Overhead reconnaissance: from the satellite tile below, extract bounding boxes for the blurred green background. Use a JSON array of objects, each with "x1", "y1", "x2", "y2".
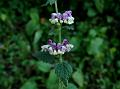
[{"x1": 0, "y1": 0, "x2": 120, "y2": 89}]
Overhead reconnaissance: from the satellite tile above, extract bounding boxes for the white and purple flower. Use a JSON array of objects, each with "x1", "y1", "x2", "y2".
[
  {"x1": 49, "y1": 10, "x2": 74, "y2": 25},
  {"x1": 41, "y1": 39, "x2": 74, "y2": 55}
]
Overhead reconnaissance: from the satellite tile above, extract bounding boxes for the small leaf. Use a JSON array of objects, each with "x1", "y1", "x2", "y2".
[
  {"x1": 67, "y1": 83, "x2": 78, "y2": 89},
  {"x1": 87, "y1": 37, "x2": 104, "y2": 55},
  {"x1": 72, "y1": 70, "x2": 84, "y2": 87},
  {"x1": 46, "y1": 0, "x2": 57, "y2": 5},
  {"x1": 36, "y1": 61, "x2": 51, "y2": 73},
  {"x1": 94, "y1": 0, "x2": 104, "y2": 13},
  {"x1": 55, "y1": 61, "x2": 73, "y2": 86},
  {"x1": 26, "y1": 9, "x2": 40, "y2": 36},
  {"x1": 20, "y1": 80, "x2": 38, "y2": 89},
  {"x1": 33, "y1": 30, "x2": 42, "y2": 44},
  {"x1": 33, "y1": 51, "x2": 55, "y2": 64},
  {"x1": 46, "y1": 70, "x2": 58, "y2": 89},
  {"x1": 33, "y1": 30, "x2": 43, "y2": 50},
  {"x1": 87, "y1": 8, "x2": 97, "y2": 17}
]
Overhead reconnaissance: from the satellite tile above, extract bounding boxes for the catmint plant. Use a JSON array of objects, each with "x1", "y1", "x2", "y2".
[{"x1": 36, "y1": 0, "x2": 74, "y2": 88}]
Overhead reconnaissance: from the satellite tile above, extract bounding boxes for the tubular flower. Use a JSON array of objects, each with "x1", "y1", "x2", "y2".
[
  {"x1": 41, "y1": 39, "x2": 74, "y2": 55},
  {"x1": 49, "y1": 10, "x2": 74, "y2": 25}
]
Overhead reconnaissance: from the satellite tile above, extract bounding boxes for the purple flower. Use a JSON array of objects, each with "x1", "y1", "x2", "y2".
[
  {"x1": 41, "y1": 39, "x2": 74, "y2": 55},
  {"x1": 49, "y1": 10, "x2": 74, "y2": 25},
  {"x1": 62, "y1": 39, "x2": 69, "y2": 45},
  {"x1": 63, "y1": 11, "x2": 72, "y2": 20},
  {"x1": 65, "y1": 11, "x2": 72, "y2": 16}
]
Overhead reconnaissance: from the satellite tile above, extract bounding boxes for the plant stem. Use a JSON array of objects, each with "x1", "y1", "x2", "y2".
[
  {"x1": 58, "y1": 25, "x2": 63, "y2": 63},
  {"x1": 54, "y1": 1, "x2": 63, "y2": 88},
  {"x1": 55, "y1": 1, "x2": 58, "y2": 13},
  {"x1": 54, "y1": 1, "x2": 63, "y2": 63},
  {"x1": 59, "y1": 25, "x2": 62, "y2": 43}
]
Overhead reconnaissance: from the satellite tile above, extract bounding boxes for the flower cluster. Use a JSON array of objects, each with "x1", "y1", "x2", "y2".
[
  {"x1": 49, "y1": 10, "x2": 74, "y2": 25},
  {"x1": 41, "y1": 39, "x2": 74, "y2": 55}
]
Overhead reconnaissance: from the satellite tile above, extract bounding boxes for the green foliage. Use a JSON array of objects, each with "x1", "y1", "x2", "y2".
[
  {"x1": 0, "y1": 0, "x2": 120, "y2": 89},
  {"x1": 72, "y1": 70, "x2": 84, "y2": 87},
  {"x1": 20, "y1": 80, "x2": 38, "y2": 89},
  {"x1": 46, "y1": 70, "x2": 58, "y2": 89},
  {"x1": 67, "y1": 83, "x2": 78, "y2": 89},
  {"x1": 55, "y1": 61, "x2": 73, "y2": 86},
  {"x1": 33, "y1": 51, "x2": 55, "y2": 64},
  {"x1": 93, "y1": 0, "x2": 104, "y2": 13},
  {"x1": 36, "y1": 61, "x2": 51, "y2": 73},
  {"x1": 46, "y1": 0, "x2": 57, "y2": 5}
]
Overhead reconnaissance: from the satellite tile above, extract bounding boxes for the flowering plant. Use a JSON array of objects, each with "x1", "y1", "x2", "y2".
[{"x1": 34, "y1": 0, "x2": 74, "y2": 88}]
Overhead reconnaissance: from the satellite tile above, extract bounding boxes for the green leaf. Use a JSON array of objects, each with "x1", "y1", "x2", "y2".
[
  {"x1": 67, "y1": 83, "x2": 78, "y2": 89},
  {"x1": 55, "y1": 61, "x2": 73, "y2": 86},
  {"x1": 46, "y1": 0, "x2": 57, "y2": 5},
  {"x1": 26, "y1": 9, "x2": 40, "y2": 36},
  {"x1": 72, "y1": 70, "x2": 84, "y2": 87},
  {"x1": 113, "y1": 81, "x2": 120, "y2": 89},
  {"x1": 70, "y1": 37, "x2": 80, "y2": 51},
  {"x1": 29, "y1": 8, "x2": 39, "y2": 22},
  {"x1": 46, "y1": 70, "x2": 58, "y2": 89},
  {"x1": 20, "y1": 80, "x2": 38, "y2": 89},
  {"x1": 33, "y1": 30, "x2": 42, "y2": 44},
  {"x1": 94, "y1": 0, "x2": 104, "y2": 13},
  {"x1": 36, "y1": 61, "x2": 51, "y2": 73},
  {"x1": 33, "y1": 30, "x2": 43, "y2": 50},
  {"x1": 26, "y1": 20, "x2": 40, "y2": 36},
  {"x1": 87, "y1": 37, "x2": 104, "y2": 55},
  {"x1": 0, "y1": 13, "x2": 7, "y2": 21},
  {"x1": 87, "y1": 8, "x2": 97, "y2": 17},
  {"x1": 33, "y1": 51, "x2": 55, "y2": 64}
]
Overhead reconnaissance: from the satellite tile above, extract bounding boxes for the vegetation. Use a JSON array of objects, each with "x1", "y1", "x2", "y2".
[{"x1": 0, "y1": 0, "x2": 120, "y2": 89}]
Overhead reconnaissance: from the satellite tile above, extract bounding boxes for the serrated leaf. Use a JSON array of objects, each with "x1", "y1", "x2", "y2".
[
  {"x1": 46, "y1": 0, "x2": 57, "y2": 5},
  {"x1": 33, "y1": 51, "x2": 55, "y2": 64},
  {"x1": 55, "y1": 61, "x2": 73, "y2": 86}
]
